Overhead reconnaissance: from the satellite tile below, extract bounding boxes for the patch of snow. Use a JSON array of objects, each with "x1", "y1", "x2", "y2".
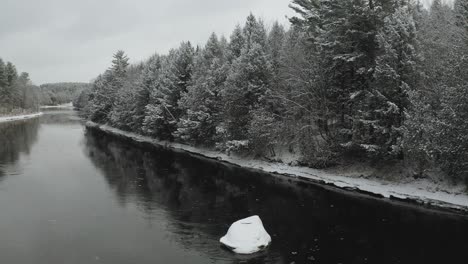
[
  {"x1": 360, "y1": 144, "x2": 379, "y2": 152},
  {"x1": 0, "y1": 112, "x2": 43, "y2": 123},
  {"x1": 40, "y1": 102, "x2": 73, "y2": 109},
  {"x1": 85, "y1": 121, "x2": 468, "y2": 214},
  {"x1": 220, "y1": 215, "x2": 271, "y2": 254},
  {"x1": 350, "y1": 91, "x2": 362, "y2": 100}
]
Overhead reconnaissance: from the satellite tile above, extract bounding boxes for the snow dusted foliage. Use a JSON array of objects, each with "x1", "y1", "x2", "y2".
[
  {"x1": 403, "y1": 0, "x2": 468, "y2": 180},
  {"x1": 289, "y1": 0, "x2": 420, "y2": 160},
  {"x1": 227, "y1": 25, "x2": 245, "y2": 61},
  {"x1": 267, "y1": 22, "x2": 286, "y2": 81},
  {"x1": 352, "y1": 4, "x2": 418, "y2": 158},
  {"x1": 142, "y1": 42, "x2": 194, "y2": 140},
  {"x1": 108, "y1": 63, "x2": 145, "y2": 131},
  {"x1": 128, "y1": 56, "x2": 162, "y2": 134},
  {"x1": 79, "y1": 3, "x2": 468, "y2": 178},
  {"x1": 88, "y1": 51, "x2": 130, "y2": 124},
  {"x1": 222, "y1": 14, "x2": 273, "y2": 143},
  {"x1": 454, "y1": 0, "x2": 468, "y2": 29},
  {"x1": 0, "y1": 58, "x2": 38, "y2": 115},
  {"x1": 291, "y1": 0, "x2": 379, "y2": 154},
  {"x1": 248, "y1": 108, "x2": 279, "y2": 157},
  {"x1": 87, "y1": 72, "x2": 113, "y2": 123},
  {"x1": 174, "y1": 33, "x2": 228, "y2": 145}
]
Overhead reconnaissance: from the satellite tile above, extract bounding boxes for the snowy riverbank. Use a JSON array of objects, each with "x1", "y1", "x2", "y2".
[
  {"x1": 0, "y1": 112, "x2": 43, "y2": 123},
  {"x1": 40, "y1": 102, "x2": 74, "y2": 109},
  {"x1": 86, "y1": 121, "x2": 468, "y2": 214}
]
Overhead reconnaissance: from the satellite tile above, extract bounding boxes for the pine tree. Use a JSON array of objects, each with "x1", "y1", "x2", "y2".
[
  {"x1": 222, "y1": 14, "x2": 272, "y2": 145},
  {"x1": 127, "y1": 54, "x2": 162, "y2": 133},
  {"x1": 267, "y1": 22, "x2": 286, "y2": 82},
  {"x1": 109, "y1": 63, "x2": 144, "y2": 131},
  {"x1": 4, "y1": 62, "x2": 19, "y2": 106},
  {"x1": 175, "y1": 33, "x2": 228, "y2": 144},
  {"x1": 454, "y1": 0, "x2": 468, "y2": 29},
  {"x1": 5, "y1": 62, "x2": 17, "y2": 87},
  {"x1": 403, "y1": 0, "x2": 468, "y2": 179},
  {"x1": 227, "y1": 25, "x2": 245, "y2": 61},
  {"x1": 143, "y1": 42, "x2": 194, "y2": 140},
  {"x1": 0, "y1": 59, "x2": 7, "y2": 88},
  {"x1": 243, "y1": 14, "x2": 267, "y2": 49},
  {"x1": 111, "y1": 50, "x2": 130, "y2": 80},
  {"x1": 0, "y1": 59, "x2": 7, "y2": 108},
  {"x1": 353, "y1": 4, "x2": 418, "y2": 158},
  {"x1": 291, "y1": 0, "x2": 368, "y2": 150},
  {"x1": 246, "y1": 22, "x2": 287, "y2": 156},
  {"x1": 88, "y1": 50, "x2": 130, "y2": 123}
]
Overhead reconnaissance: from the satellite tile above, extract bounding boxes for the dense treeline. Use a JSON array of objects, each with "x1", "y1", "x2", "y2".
[
  {"x1": 0, "y1": 58, "x2": 39, "y2": 115},
  {"x1": 38, "y1": 82, "x2": 90, "y2": 106},
  {"x1": 80, "y1": 0, "x2": 468, "y2": 181}
]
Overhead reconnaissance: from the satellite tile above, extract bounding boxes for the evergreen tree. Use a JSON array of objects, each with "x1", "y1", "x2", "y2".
[
  {"x1": 129, "y1": 55, "x2": 162, "y2": 133},
  {"x1": 276, "y1": 24, "x2": 337, "y2": 165},
  {"x1": 267, "y1": 21, "x2": 286, "y2": 83},
  {"x1": 88, "y1": 50, "x2": 130, "y2": 123},
  {"x1": 227, "y1": 25, "x2": 245, "y2": 61},
  {"x1": 0, "y1": 58, "x2": 38, "y2": 114},
  {"x1": 143, "y1": 42, "x2": 194, "y2": 140},
  {"x1": 175, "y1": 33, "x2": 228, "y2": 144},
  {"x1": 0, "y1": 59, "x2": 7, "y2": 108},
  {"x1": 454, "y1": 0, "x2": 468, "y2": 29},
  {"x1": 109, "y1": 63, "x2": 144, "y2": 131},
  {"x1": 111, "y1": 50, "x2": 130, "y2": 81},
  {"x1": 0, "y1": 59, "x2": 7, "y2": 88},
  {"x1": 353, "y1": 4, "x2": 418, "y2": 157},
  {"x1": 247, "y1": 22, "x2": 287, "y2": 156},
  {"x1": 18, "y1": 72, "x2": 30, "y2": 86},
  {"x1": 5, "y1": 62, "x2": 17, "y2": 87},
  {"x1": 291, "y1": 0, "x2": 410, "y2": 158},
  {"x1": 403, "y1": 0, "x2": 468, "y2": 179},
  {"x1": 222, "y1": 14, "x2": 272, "y2": 144}
]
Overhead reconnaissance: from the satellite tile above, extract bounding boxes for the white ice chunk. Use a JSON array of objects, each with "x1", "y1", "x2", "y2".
[{"x1": 220, "y1": 215, "x2": 271, "y2": 254}]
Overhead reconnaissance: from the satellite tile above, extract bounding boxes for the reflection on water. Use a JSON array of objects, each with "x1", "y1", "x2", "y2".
[
  {"x1": 0, "y1": 118, "x2": 39, "y2": 177},
  {"x1": 84, "y1": 128, "x2": 468, "y2": 264},
  {"x1": 40, "y1": 109, "x2": 83, "y2": 125}
]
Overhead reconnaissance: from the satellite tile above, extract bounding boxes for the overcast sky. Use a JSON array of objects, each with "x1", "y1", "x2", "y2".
[{"x1": 0, "y1": 0, "x2": 445, "y2": 85}]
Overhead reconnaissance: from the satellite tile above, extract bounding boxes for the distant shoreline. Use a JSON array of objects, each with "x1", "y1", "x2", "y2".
[
  {"x1": 39, "y1": 102, "x2": 73, "y2": 109},
  {"x1": 85, "y1": 121, "x2": 468, "y2": 216},
  {"x1": 0, "y1": 112, "x2": 43, "y2": 123}
]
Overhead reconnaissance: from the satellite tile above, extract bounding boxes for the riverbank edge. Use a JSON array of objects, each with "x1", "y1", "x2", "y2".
[
  {"x1": 85, "y1": 121, "x2": 468, "y2": 215},
  {"x1": 40, "y1": 102, "x2": 74, "y2": 109},
  {"x1": 0, "y1": 112, "x2": 43, "y2": 123}
]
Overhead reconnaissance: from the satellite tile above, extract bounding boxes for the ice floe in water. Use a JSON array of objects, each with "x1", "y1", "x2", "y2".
[{"x1": 220, "y1": 215, "x2": 271, "y2": 254}]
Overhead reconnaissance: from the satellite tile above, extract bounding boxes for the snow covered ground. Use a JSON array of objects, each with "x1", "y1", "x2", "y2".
[
  {"x1": 0, "y1": 112, "x2": 43, "y2": 123},
  {"x1": 86, "y1": 121, "x2": 468, "y2": 214},
  {"x1": 40, "y1": 102, "x2": 73, "y2": 109}
]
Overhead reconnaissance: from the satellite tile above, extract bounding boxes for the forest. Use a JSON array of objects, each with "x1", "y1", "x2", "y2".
[
  {"x1": 38, "y1": 82, "x2": 90, "y2": 106},
  {"x1": 78, "y1": 0, "x2": 468, "y2": 182},
  {"x1": 0, "y1": 58, "x2": 39, "y2": 115}
]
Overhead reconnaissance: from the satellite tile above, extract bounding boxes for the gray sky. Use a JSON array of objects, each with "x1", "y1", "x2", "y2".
[{"x1": 0, "y1": 0, "x2": 295, "y2": 85}]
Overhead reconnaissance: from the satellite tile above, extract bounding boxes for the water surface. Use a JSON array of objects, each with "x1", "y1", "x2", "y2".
[{"x1": 0, "y1": 109, "x2": 467, "y2": 264}]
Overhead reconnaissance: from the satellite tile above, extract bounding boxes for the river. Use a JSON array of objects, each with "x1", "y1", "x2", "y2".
[{"x1": 0, "y1": 109, "x2": 467, "y2": 264}]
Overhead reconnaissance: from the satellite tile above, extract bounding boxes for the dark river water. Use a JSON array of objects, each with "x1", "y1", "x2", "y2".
[{"x1": 0, "y1": 109, "x2": 468, "y2": 264}]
